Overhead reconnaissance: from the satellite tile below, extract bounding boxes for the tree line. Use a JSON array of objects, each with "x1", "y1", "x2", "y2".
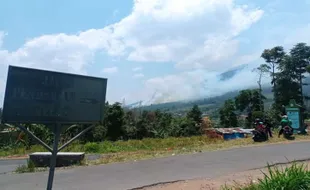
[
  {"x1": 219, "y1": 42, "x2": 310, "y2": 128},
  {"x1": 0, "y1": 103, "x2": 209, "y2": 147},
  {"x1": 86, "y1": 102, "x2": 205, "y2": 142}
]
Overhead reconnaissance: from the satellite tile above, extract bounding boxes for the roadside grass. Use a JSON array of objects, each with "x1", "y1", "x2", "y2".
[
  {"x1": 14, "y1": 159, "x2": 48, "y2": 173},
  {"x1": 1, "y1": 131, "x2": 310, "y2": 166},
  {"x1": 14, "y1": 158, "x2": 86, "y2": 173},
  {"x1": 222, "y1": 162, "x2": 310, "y2": 190}
]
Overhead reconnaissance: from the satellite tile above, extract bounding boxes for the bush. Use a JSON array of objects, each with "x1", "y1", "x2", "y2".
[
  {"x1": 84, "y1": 142, "x2": 100, "y2": 153},
  {"x1": 92, "y1": 125, "x2": 108, "y2": 142},
  {"x1": 28, "y1": 124, "x2": 53, "y2": 145},
  {"x1": 252, "y1": 111, "x2": 264, "y2": 120}
]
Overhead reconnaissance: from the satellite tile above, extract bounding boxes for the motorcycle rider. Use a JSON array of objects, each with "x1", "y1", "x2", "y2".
[
  {"x1": 264, "y1": 118, "x2": 273, "y2": 138},
  {"x1": 253, "y1": 118, "x2": 268, "y2": 140},
  {"x1": 278, "y1": 115, "x2": 293, "y2": 138},
  {"x1": 254, "y1": 118, "x2": 265, "y2": 131},
  {"x1": 253, "y1": 118, "x2": 260, "y2": 126}
]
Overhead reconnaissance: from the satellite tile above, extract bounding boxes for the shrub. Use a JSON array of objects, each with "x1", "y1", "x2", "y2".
[
  {"x1": 92, "y1": 125, "x2": 108, "y2": 142},
  {"x1": 84, "y1": 142, "x2": 100, "y2": 153},
  {"x1": 252, "y1": 111, "x2": 264, "y2": 120}
]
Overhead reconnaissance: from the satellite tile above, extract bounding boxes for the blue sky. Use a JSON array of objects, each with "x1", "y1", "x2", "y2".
[{"x1": 0, "y1": 0, "x2": 310, "y2": 105}]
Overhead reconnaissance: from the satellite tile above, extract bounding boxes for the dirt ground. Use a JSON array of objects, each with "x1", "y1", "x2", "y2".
[{"x1": 138, "y1": 161, "x2": 310, "y2": 190}]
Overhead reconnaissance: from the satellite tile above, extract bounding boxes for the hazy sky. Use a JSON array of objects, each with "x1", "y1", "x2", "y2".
[{"x1": 0, "y1": 0, "x2": 310, "y2": 105}]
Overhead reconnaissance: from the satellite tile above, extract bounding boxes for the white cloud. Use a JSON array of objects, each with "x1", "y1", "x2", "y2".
[
  {"x1": 126, "y1": 66, "x2": 270, "y2": 104},
  {"x1": 101, "y1": 66, "x2": 118, "y2": 74},
  {"x1": 0, "y1": 0, "x2": 282, "y2": 105},
  {"x1": 0, "y1": 0, "x2": 262, "y2": 73},
  {"x1": 114, "y1": 0, "x2": 264, "y2": 71},
  {"x1": 132, "y1": 66, "x2": 142, "y2": 72},
  {"x1": 0, "y1": 31, "x2": 5, "y2": 48},
  {"x1": 0, "y1": 0, "x2": 264, "y2": 73},
  {"x1": 233, "y1": 53, "x2": 260, "y2": 67},
  {"x1": 133, "y1": 73, "x2": 144, "y2": 78},
  {"x1": 0, "y1": 33, "x2": 96, "y2": 74}
]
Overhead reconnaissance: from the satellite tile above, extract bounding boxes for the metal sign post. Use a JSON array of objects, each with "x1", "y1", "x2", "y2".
[
  {"x1": 47, "y1": 124, "x2": 61, "y2": 190},
  {"x1": 4, "y1": 123, "x2": 96, "y2": 190},
  {"x1": 2, "y1": 65, "x2": 108, "y2": 190}
]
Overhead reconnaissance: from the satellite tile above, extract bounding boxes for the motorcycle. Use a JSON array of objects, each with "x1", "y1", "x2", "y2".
[
  {"x1": 283, "y1": 126, "x2": 293, "y2": 138},
  {"x1": 252, "y1": 123, "x2": 268, "y2": 142}
]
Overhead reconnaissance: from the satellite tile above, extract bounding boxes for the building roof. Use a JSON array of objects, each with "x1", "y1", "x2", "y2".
[{"x1": 207, "y1": 127, "x2": 253, "y2": 134}]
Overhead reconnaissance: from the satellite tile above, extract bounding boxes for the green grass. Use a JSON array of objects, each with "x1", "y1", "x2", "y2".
[
  {"x1": 14, "y1": 158, "x2": 86, "y2": 174},
  {"x1": 2, "y1": 132, "x2": 310, "y2": 166},
  {"x1": 15, "y1": 159, "x2": 36, "y2": 173},
  {"x1": 0, "y1": 136, "x2": 221, "y2": 157},
  {"x1": 222, "y1": 162, "x2": 310, "y2": 190}
]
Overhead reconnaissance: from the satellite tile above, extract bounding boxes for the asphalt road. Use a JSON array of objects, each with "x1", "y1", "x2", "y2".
[
  {"x1": 1, "y1": 141, "x2": 310, "y2": 190},
  {"x1": 0, "y1": 154, "x2": 102, "y2": 174},
  {"x1": 0, "y1": 159, "x2": 27, "y2": 175}
]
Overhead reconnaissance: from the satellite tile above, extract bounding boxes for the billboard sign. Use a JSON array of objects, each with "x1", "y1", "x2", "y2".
[{"x1": 2, "y1": 65, "x2": 107, "y2": 124}]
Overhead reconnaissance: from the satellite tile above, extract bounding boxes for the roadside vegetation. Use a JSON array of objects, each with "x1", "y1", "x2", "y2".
[
  {"x1": 222, "y1": 162, "x2": 310, "y2": 190},
  {"x1": 3, "y1": 134, "x2": 310, "y2": 166},
  {"x1": 14, "y1": 159, "x2": 37, "y2": 173}
]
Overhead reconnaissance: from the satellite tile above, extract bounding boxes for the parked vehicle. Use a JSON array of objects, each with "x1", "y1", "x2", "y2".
[
  {"x1": 283, "y1": 125, "x2": 293, "y2": 138},
  {"x1": 252, "y1": 121, "x2": 268, "y2": 142}
]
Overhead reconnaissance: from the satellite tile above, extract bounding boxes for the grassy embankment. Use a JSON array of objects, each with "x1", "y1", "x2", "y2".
[{"x1": 1, "y1": 131, "x2": 310, "y2": 166}]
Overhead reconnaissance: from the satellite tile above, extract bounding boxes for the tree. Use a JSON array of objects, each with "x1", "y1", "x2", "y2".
[
  {"x1": 260, "y1": 43, "x2": 310, "y2": 116},
  {"x1": 0, "y1": 107, "x2": 2, "y2": 123},
  {"x1": 172, "y1": 117, "x2": 196, "y2": 136},
  {"x1": 289, "y1": 43, "x2": 310, "y2": 106},
  {"x1": 253, "y1": 64, "x2": 270, "y2": 111},
  {"x1": 251, "y1": 89, "x2": 266, "y2": 112},
  {"x1": 306, "y1": 65, "x2": 310, "y2": 73},
  {"x1": 187, "y1": 105, "x2": 202, "y2": 125},
  {"x1": 151, "y1": 111, "x2": 174, "y2": 138},
  {"x1": 235, "y1": 89, "x2": 266, "y2": 112},
  {"x1": 181, "y1": 105, "x2": 203, "y2": 135},
  {"x1": 261, "y1": 46, "x2": 286, "y2": 88},
  {"x1": 135, "y1": 111, "x2": 149, "y2": 139},
  {"x1": 273, "y1": 55, "x2": 301, "y2": 109},
  {"x1": 234, "y1": 89, "x2": 266, "y2": 127},
  {"x1": 92, "y1": 125, "x2": 108, "y2": 142},
  {"x1": 122, "y1": 110, "x2": 138, "y2": 139},
  {"x1": 105, "y1": 102, "x2": 125, "y2": 141},
  {"x1": 219, "y1": 99, "x2": 238, "y2": 128}
]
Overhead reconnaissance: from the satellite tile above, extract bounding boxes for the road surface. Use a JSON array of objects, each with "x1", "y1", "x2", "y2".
[
  {"x1": 0, "y1": 159, "x2": 27, "y2": 175},
  {"x1": 0, "y1": 154, "x2": 102, "y2": 174},
  {"x1": 1, "y1": 141, "x2": 310, "y2": 190}
]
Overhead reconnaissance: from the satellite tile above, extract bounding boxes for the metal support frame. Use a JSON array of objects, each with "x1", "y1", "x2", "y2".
[
  {"x1": 58, "y1": 125, "x2": 94, "y2": 152},
  {"x1": 5, "y1": 124, "x2": 53, "y2": 152},
  {"x1": 47, "y1": 123, "x2": 61, "y2": 190},
  {"x1": 5, "y1": 123, "x2": 95, "y2": 190}
]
